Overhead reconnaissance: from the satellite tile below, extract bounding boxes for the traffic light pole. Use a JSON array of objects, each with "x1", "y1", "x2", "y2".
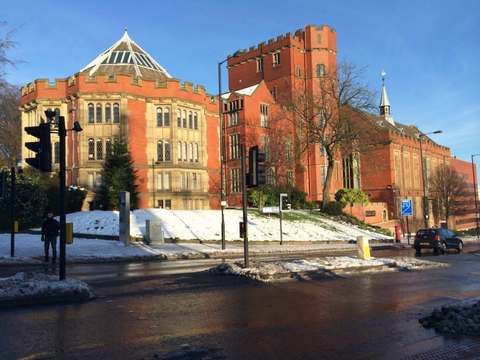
[
  {"x1": 10, "y1": 167, "x2": 15, "y2": 257},
  {"x1": 59, "y1": 116, "x2": 67, "y2": 281},
  {"x1": 241, "y1": 144, "x2": 249, "y2": 268}
]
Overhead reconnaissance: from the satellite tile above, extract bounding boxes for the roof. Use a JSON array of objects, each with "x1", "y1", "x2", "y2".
[
  {"x1": 222, "y1": 84, "x2": 259, "y2": 99},
  {"x1": 80, "y1": 29, "x2": 172, "y2": 81}
]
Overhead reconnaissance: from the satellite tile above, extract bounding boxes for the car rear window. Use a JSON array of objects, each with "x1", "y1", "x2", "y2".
[{"x1": 417, "y1": 229, "x2": 437, "y2": 236}]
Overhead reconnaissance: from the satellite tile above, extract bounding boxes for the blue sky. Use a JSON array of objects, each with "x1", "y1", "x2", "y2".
[{"x1": 2, "y1": 0, "x2": 480, "y2": 174}]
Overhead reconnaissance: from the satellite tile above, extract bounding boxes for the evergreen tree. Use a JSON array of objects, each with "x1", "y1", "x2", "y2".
[{"x1": 98, "y1": 137, "x2": 139, "y2": 210}]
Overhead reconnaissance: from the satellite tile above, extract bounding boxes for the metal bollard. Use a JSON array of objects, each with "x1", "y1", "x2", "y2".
[{"x1": 357, "y1": 236, "x2": 370, "y2": 260}]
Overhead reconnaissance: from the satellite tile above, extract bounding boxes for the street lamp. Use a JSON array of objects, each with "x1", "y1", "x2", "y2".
[
  {"x1": 218, "y1": 50, "x2": 245, "y2": 250},
  {"x1": 471, "y1": 154, "x2": 480, "y2": 239},
  {"x1": 419, "y1": 130, "x2": 442, "y2": 228}
]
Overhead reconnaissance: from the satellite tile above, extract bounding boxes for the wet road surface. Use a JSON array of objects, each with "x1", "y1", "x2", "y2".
[{"x1": 1, "y1": 245, "x2": 480, "y2": 359}]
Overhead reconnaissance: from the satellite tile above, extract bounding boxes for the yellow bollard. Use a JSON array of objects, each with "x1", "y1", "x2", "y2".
[
  {"x1": 66, "y1": 222, "x2": 73, "y2": 244},
  {"x1": 14, "y1": 220, "x2": 18, "y2": 233},
  {"x1": 357, "y1": 236, "x2": 370, "y2": 260}
]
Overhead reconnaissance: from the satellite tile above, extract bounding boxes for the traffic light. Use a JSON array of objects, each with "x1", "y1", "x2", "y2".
[
  {"x1": 24, "y1": 122, "x2": 51, "y2": 172},
  {"x1": 280, "y1": 193, "x2": 291, "y2": 211},
  {"x1": 0, "y1": 169, "x2": 5, "y2": 200},
  {"x1": 248, "y1": 145, "x2": 266, "y2": 188},
  {"x1": 239, "y1": 222, "x2": 246, "y2": 238}
]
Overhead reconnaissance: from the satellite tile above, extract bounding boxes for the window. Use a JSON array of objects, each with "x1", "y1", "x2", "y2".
[
  {"x1": 183, "y1": 142, "x2": 187, "y2": 161},
  {"x1": 105, "y1": 104, "x2": 111, "y2": 123},
  {"x1": 413, "y1": 154, "x2": 420, "y2": 189},
  {"x1": 164, "y1": 173, "x2": 171, "y2": 190},
  {"x1": 164, "y1": 108, "x2": 170, "y2": 126},
  {"x1": 194, "y1": 112, "x2": 198, "y2": 129},
  {"x1": 260, "y1": 104, "x2": 269, "y2": 127},
  {"x1": 266, "y1": 167, "x2": 276, "y2": 186},
  {"x1": 230, "y1": 134, "x2": 240, "y2": 159},
  {"x1": 317, "y1": 34, "x2": 322, "y2": 43},
  {"x1": 88, "y1": 104, "x2": 94, "y2": 123},
  {"x1": 106, "y1": 138, "x2": 112, "y2": 155},
  {"x1": 178, "y1": 142, "x2": 182, "y2": 161},
  {"x1": 195, "y1": 143, "x2": 199, "y2": 162},
  {"x1": 177, "y1": 109, "x2": 181, "y2": 127},
  {"x1": 319, "y1": 108, "x2": 326, "y2": 127},
  {"x1": 320, "y1": 146, "x2": 326, "y2": 157},
  {"x1": 157, "y1": 200, "x2": 164, "y2": 208},
  {"x1": 262, "y1": 135, "x2": 270, "y2": 161},
  {"x1": 156, "y1": 172, "x2": 171, "y2": 190},
  {"x1": 256, "y1": 58, "x2": 263, "y2": 72},
  {"x1": 96, "y1": 104, "x2": 102, "y2": 123},
  {"x1": 296, "y1": 66, "x2": 302, "y2": 77},
  {"x1": 342, "y1": 154, "x2": 360, "y2": 189},
  {"x1": 229, "y1": 112, "x2": 239, "y2": 126},
  {"x1": 192, "y1": 173, "x2": 197, "y2": 190},
  {"x1": 273, "y1": 52, "x2": 280, "y2": 66},
  {"x1": 181, "y1": 173, "x2": 186, "y2": 189},
  {"x1": 156, "y1": 108, "x2": 163, "y2": 126},
  {"x1": 316, "y1": 64, "x2": 325, "y2": 77},
  {"x1": 113, "y1": 103, "x2": 120, "y2": 123},
  {"x1": 87, "y1": 173, "x2": 94, "y2": 189},
  {"x1": 286, "y1": 140, "x2": 293, "y2": 161},
  {"x1": 96, "y1": 139, "x2": 103, "y2": 160},
  {"x1": 88, "y1": 139, "x2": 94, "y2": 159},
  {"x1": 270, "y1": 88, "x2": 277, "y2": 102},
  {"x1": 157, "y1": 141, "x2": 163, "y2": 161},
  {"x1": 165, "y1": 199, "x2": 171, "y2": 209},
  {"x1": 321, "y1": 166, "x2": 327, "y2": 186},
  {"x1": 165, "y1": 141, "x2": 171, "y2": 161},
  {"x1": 189, "y1": 143, "x2": 193, "y2": 162},
  {"x1": 231, "y1": 168, "x2": 241, "y2": 193},
  {"x1": 157, "y1": 173, "x2": 163, "y2": 190},
  {"x1": 189, "y1": 111, "x2": 193, "y2": 129},
  {"x1": 183, "y1": 110, "x2": 187, "y2": 128},
  {"x1": 404, "y1": 152, "x2": 411, "y2": 189},
  {"x1": 287, "y1": 170, "x2": 294, "y2": 185},
  {"x1": 54, "y1": 142, "x2": 60, "y2": 163}
]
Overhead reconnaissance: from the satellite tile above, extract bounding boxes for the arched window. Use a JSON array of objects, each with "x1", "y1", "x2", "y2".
[
  {"x1": 183, "y1": 142, "x2": 187, "y2": 161},
  {"x1": 178, "y1": 142, "x2": 182, "y2": 161},
  {"x1": 157, "y1": 141, "x2": 163, "y2": 161},
  {"x1": 165, "y1": 141, "x2": 171, "y2": 161},
  {"x1": 96, "y1": 104, "x2": 102, "y2": 123},
  {"x1": 189, "y1": 143, "x2": 193, "y2": 162},
  {"x1": 188, "y1": 111, "x2": 193, "y2": 129},
  {"x1": 106, "y1": 138, "x2": 112, "y2": 155},
  {"x1": 194, "y1": 112, "x2": 198, "y2": 129},
  {"x1": 195, "y1": 143, "x2": 199, "y2": 162},
  {"x1": 88, "y1": 139, "x2": 94, "y2": 159},
  {"x1": 105, "y1": 103, "x2": 112, "y2": 123},
  {"x1": 54, "y1": 142, "x2": 60, "y2": 163},
  {"x1": 113, "y1": 103, "x2": 120, "y2": 123},
  {"x1": 88, "y1": 104, "x2": 94, "y2": 123},
  {"x1": 156, "y1": 107, "x2": 163, "y2": 126},
  {"x1": 96, "y1": 139, "x2": 103, "y2": 159},
  {"x1": 177, "y1": 109, "x2": 181, "y2": 127},
  {"x1": 164, "y1": 108, "x2": 170, "y2": 126},
  {"x1": 182, "y1": 110, "x2": 187, "y2": 128}
]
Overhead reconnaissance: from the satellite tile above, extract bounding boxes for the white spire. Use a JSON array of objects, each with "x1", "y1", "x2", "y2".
[{"x1": 379, "y1": 70, "x2": 394, "y2": 125}]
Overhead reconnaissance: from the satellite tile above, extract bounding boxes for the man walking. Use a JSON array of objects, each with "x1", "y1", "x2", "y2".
[{"x1": 41, "y1": 210, "x2": 60, "y2": 263}]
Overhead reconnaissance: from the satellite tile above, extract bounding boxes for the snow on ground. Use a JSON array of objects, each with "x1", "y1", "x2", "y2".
[{"x1": 63, "y1": 209, "x2": 390, "y2": 241}]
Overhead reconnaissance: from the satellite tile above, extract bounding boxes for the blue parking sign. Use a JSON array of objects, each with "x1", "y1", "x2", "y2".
[{"x1": 401, "y1": 199, "x2": 413, "y2": 216}]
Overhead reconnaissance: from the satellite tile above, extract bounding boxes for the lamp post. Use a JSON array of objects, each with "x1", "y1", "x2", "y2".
[
  {"x1": 218, "y1": 50, "x2": 245, "y2": 250},
  {"x1": 419, "y1": 130, "x2": 442, "y2": 228},
  {"x1": 472, "y1": 154, "x2": 480, "y2": 239}
]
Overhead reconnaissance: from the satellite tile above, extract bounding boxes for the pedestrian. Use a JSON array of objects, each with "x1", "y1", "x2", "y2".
[{"x1": 41, "y1": 210, "x2": 60, "y2": 263}]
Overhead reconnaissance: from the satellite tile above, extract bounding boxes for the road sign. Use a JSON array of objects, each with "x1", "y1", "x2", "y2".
[{"x1": 401, "y1": 199, "x2": 413, "y2": 216}]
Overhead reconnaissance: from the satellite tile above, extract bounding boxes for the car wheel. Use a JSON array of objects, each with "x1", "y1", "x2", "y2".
[
  {"x1": 440, "y1": 242, "x2": 447, "y2": 254},
  {"x1": 457, "y1": 241, "x2": 463, "y2": 253},
  {"x1": 414, "y1": 247, "x2": 421, "y2": 253}
]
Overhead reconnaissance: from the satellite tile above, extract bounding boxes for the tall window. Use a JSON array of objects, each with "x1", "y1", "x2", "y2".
[
  {"x1": 88, "y1": 139, "x2": 94, "y2": 159},
  {"x1": 230, "y1": 134, "x2": 240, "y2": 159},
  {"x1": 296, "y1": 66, "x2": 302, "y2": 77},
  {"x1": 164, "y1": 108, "x2": 170, "y2": 126},
  {"x1": 231, "y1": 168, "x2": 241, "y2": 193},
  {"x1": 256, "y1": 58, "x2": 263, "y2": 72},
  {"x1": 96, "y1": 139, "x2": 103, "y2": 160},
  {"x1": 413, "y1": 154, "x2": 420, "y2": 189},
  {"x1": 229, "y1": 112, "x2": 239, "y2": 126},
  {"x1": 156, "y1": 108, "x2": 163, "y2": 126},
  {"x1": 182, "y1": 110, "x2": 187, "y2": 128},
  {"x1": 342, "y1": 154, "x2": 360, "y2": 189},
  {"x1": 317, "y1": 34, "x2": 322, "y2": 43},
  {"x1": 165, "y1": 141, "x2": 171, "y2": 161},
  {"x1": 321, "y1": 166, "x2": 327, "y2": 186},
  {"x1": 195, "y1": 143, "x2": 199, "y2": 162},
  {"x1": 286, "y1": 139, "x2": 293, "y2": 161},
  {"x1": 105, "y1": 104, "x2": 112, "y2": 123},
  {"x1": 287, "y1": 170, "x2": 294, "y2": 185},
  {"x1": 189, "y1": 143, "x2": 193, "y2": 162},
  {"x1": 113, "y1": 103, "x2": 120, "y2": 123},
  {"x1": 188, "y1": 111, "x2": 193, "y2": 129},
  {"x1": 96, "y1": 104, "x2": 102, "y2": 123},
  {"x1": 194, "y1": 112, "x2": 198, "y2": 129},
  {"x1": 183, "y1": 142, "x2": 187, "y2": 161},
  {"x1": 273, "y1": 52, "x2": 280, "y2": 66},
  {"x1": 157, "y1": 141, "x2": 163, "y2": 161},
  {"x1": 177, "y1": 109, "x2": 181, "y2": 127},
  {"x1": 88, "y1": 104, "x2": 94, "y2": 123},
  {"x1": 106, "y1": 138, "x2": 112, "y2": 155},
  {"x1": 54, "y1": 142, "x2": 60, "y2": 163},
  {"x1": 404, "y1": 152, "x2": 411, "y2": 189},
  {"x1": 178, "y1": 142, "x2": 182, "y2": 161},
  {"x1": 261, "y1": 135, "x2": 270, "y2": 160},
  {"x1": 260, "y1": 104, "x2": 269, "y2": 127},
  {"x1": 316, "y1": 64, "x2": 325, "y2": 77}
]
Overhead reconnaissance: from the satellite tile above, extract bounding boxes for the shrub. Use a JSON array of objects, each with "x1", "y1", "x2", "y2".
[{"x1": 322, "y1": 201, "x2": 346, "y2": 216}]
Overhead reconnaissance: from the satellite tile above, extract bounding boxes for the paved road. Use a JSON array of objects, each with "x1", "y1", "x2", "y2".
[{"x1": 0, "y1": 245, "x2": 479, "y2": 359}]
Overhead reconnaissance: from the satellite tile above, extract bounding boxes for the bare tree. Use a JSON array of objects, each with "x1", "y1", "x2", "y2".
[
  {"x1": 278, "y1": 59, "x2": 379, "y2": 208},
  {"x1": 430, "y1": 164, "x2": 470, "y2": 226},
  {"x1": 0, "y1": 21, "x2": 22, "y2": 80},
  {"x1": 0, "y1": 81, "x2": 21, "y2": 167}
]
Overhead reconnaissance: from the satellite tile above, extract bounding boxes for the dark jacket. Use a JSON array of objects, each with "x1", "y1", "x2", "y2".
[{"x1": 41, "y1": 217, "x2": 60, "y2": 237}]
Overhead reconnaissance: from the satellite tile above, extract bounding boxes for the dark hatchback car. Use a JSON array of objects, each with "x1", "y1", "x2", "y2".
[{"x1": 414, "y1": 228, "x2": 463, "y2": 253}]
